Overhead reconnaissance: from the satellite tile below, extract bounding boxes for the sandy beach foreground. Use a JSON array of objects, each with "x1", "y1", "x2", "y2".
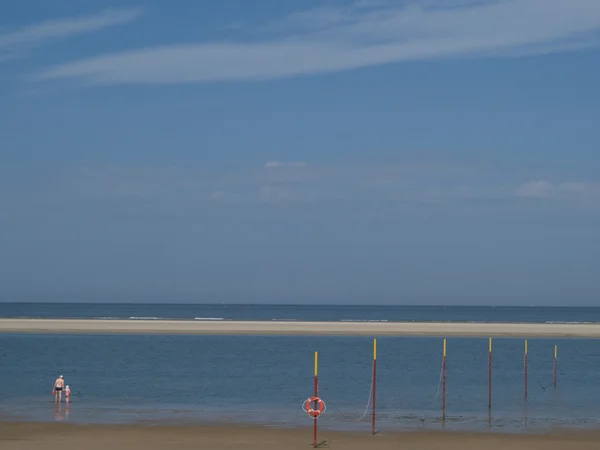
[
  {"x1": 1, "y1": 422, "x2": 600, "y2": 450},
  {"x1": 1, "y1": 318, "x2": 600, "y2": 337}
]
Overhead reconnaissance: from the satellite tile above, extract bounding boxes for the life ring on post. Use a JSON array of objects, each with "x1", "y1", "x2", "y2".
[{"x1": 302, "y1": 396, "x2": 326, "y2": 419}]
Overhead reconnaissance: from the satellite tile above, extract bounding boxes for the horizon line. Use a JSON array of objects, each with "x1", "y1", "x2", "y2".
[{"x1": 0, "y1": 301, "x2": 598, "y2": 308}]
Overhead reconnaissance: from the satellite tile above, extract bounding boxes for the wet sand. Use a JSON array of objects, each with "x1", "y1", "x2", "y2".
[
  {"x1": 1, "y1": 422, "x2": 599, "y2": 450},
  {"x1": 1, "y1": 318, "x2": 600, "y2": 337}
]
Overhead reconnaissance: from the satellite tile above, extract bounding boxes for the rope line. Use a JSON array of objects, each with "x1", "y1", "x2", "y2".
[
  {"x1": 355, "y1": 359, "x2": 375, "y2": 421},
  {"x1": 332, "y1": 351, "x2": 445, "y2": 423},
  {"x1": 330, "y1": 360, "x2": 375, "y2": 422},
  {"x1": 431, "y1": 355, "x2": 444, "y2": 408}
]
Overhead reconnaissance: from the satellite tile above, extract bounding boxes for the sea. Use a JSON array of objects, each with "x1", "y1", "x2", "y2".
[{"x1": 1, "y1": 303, "x2": 600, "y2": 433}]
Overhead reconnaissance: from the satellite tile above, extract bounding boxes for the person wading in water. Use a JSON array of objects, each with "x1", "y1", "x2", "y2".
[{"x1": 53, "y1": 375, "x2": 65, "y2": 403}]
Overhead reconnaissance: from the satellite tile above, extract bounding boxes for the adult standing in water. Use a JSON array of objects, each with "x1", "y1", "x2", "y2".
[{"x1": 53, "y1": 375, "x2": 65, "y2": 403}]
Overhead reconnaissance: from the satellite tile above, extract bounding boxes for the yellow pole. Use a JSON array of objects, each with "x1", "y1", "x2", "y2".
[
  {"x1": 442, "y1": 338, "x2": 447, "y2": 419},
  {"x1": 524, "y1": 340, "x2": 529, "y2": 399},
  {"x1": 372, "y1": 338, "x2": 377, "y2": 434},
  {"x1": 488, "y1": 337, "x2": 492, "y2": 410},
  {"x1": 553, "y1": 345, "x2": 558, "y2": 388},
  {"x1": 313, "y1": 351, "x2": 319, "y2": 448}
]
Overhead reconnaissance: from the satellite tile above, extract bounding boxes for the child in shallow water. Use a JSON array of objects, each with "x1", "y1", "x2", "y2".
[{"x1": 65, "y1": 385, "x2": 71, "y2": 403}]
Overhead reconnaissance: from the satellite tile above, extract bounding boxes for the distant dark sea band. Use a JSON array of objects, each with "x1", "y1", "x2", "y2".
[{"x1": 2, "y1": 318, "x2": 600, "y2": 337}]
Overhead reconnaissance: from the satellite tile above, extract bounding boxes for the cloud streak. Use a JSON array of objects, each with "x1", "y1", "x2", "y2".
[
  {"x1": 264, "y1": 161, "x2": 308, "y2": 169},
  {"x1": 33, "y1": 0, "x2": 600, "y2": 85},
  {"x1": 516, "y1": 180, "x2": 600, "y2": 201},
  {"x1": 0, "y1": 7, "x2": 143, "y2": 60},
  {"x1": 51, "y1": 163, "x2": 600, "y2": 211}
]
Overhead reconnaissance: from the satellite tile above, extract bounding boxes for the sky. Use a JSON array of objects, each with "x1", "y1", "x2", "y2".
[{"x1": 1, "y1": 0, "x2": 600, "y2": 305}]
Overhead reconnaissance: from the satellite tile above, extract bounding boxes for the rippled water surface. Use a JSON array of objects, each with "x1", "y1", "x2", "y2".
[{"x1": 1, "y1": 304, "x2": 599, "y2": 432}]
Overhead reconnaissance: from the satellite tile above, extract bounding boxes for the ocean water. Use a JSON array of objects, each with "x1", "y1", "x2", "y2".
[
  {"x1": 3, "y1": 303, "x2": 600, "y2": 323},
  {"x1": 1, "y1": 303, "x2": 600, "y2": 432}
]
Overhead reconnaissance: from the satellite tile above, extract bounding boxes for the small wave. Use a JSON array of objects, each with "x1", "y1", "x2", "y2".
[
  {"x1": 545, "y1": 321, "x2": 596, "y2": 324},
  {"x1": 340, "y1": 319, "x2": 389, "y2": 323},
  {"x1": 194, "y1": 317, "x2": 224, "y2": 321},
  {"x1": 94, "y1": 317, "x2": 121, "y2": 320},
  {"x1": 128, "y1": 317, "x2": 162, "y2": 320},
  {"x1": 271, "y1": 319, "x2": 297, "y2": 321}
]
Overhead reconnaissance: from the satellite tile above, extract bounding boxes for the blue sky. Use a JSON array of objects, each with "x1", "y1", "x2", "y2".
[{"x1": 1, "y1": 0, "x2": 600, "y2": 304}]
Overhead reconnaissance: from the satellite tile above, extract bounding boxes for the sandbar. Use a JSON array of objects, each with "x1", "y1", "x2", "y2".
[
  {"x1": 1, "y1": 318, "x2": 600, "y2": 337},
  {"x1": 1, "y1": 422, "x2": 599, "y2": 450}
]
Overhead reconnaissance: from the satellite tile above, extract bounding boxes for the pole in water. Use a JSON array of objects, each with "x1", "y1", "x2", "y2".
[
  {"x1": 442, "y1": 338, "x2": 447, "y2": 421},
  {"x1": 314, "y1": 351, "x2": 318, "y2": 448},
  {"x1": 372, "y1": 338, "x2": 377, "y2": 435},
  {"x1": 524, "y1": 340, "x2": 528, "y2": 400},
  {"x1": 488, "y1": 337, "x2": 492, "y2": 410},
  {"x1": 553, "y1": 345, "x2": 558, "y2": 388}
]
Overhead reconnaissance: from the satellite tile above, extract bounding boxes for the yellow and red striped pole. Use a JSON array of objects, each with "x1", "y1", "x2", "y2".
[
  {"x1": 488, "y1": 338, "x2": 493, "y2": 410},
  {"x1": 524, "y1": 340, "x2": 528, "y2": 399},
  {"x1": 553, "y1": 345, "x2": 558, "y2": 388},
  {"x1": 442, "y1": 338, "x2": 447, "y2": 420},
  {"x1": 372, "y1": 339, "x2": 377, "y2": 435},
  {"x1": 313, "y1": 351, "x2": 318, "y2": 448}
]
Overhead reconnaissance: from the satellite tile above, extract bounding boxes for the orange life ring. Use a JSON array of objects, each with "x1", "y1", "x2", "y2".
[{"x1": 302, "y1": 396, "x2": 326, "y2": 419}]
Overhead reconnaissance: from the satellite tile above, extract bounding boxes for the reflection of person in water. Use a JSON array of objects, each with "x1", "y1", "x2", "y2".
[
  {"x1": 53, "y1": 375, "x2": 65, "y2": 403},
  {"x1": 54, "y1": 403, "x2": 64, "y2": 421}
]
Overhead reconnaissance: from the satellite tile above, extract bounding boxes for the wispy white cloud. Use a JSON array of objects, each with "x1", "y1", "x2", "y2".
[
  {"x1": 33, "y1": 0, "x2": 600, "y2": 85},
  {"x1": 264, "y1": 161, "x2": 308, "y2": 169},
  {"x1": 516, "y1": 180, "x2": 600, "y2": 201},
  {"x1": 0, "y1": 7, "x2": 143, "y2": 60},
  {"x1": 58, "y1": 162, "x2": 470, "y2": 205},
  {"x1": 516, "y1": 180, "x2": 554, "y2": 198},
  {"x1": 55, "y1": 163, "x2": 600, "y2": 211}
]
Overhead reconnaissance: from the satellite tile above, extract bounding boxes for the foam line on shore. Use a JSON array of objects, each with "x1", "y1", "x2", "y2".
[{"x1": 2, "y1": 318, "x2": 600, "y2": 337}]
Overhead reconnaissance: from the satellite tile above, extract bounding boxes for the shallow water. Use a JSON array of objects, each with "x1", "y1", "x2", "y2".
[{"x1": 1, "y1": 326, "x2": 599, "y2": 432}]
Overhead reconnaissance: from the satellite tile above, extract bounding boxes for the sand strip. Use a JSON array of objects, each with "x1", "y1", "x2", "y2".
[
  {"x1": 1, "y1": 318, "x2": 600, "y2": 337},
  {"x1": 1, "y1": 422, "x2": 599, "y2": 450}
]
